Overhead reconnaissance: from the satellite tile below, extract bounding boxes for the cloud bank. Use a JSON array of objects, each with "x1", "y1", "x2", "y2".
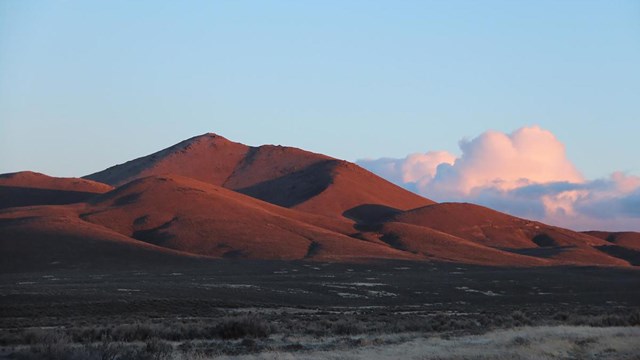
[{"x1": 358, "y1": 126, "x2": 640, "y2": 231}]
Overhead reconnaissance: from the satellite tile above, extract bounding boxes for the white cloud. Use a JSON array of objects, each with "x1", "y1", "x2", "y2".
[
  {"x1": 357, "y1": 126, "x2": 640, "y2": 231},
  {"x1": 358, "y1": 151, "x2": 455, "y2": 189}
]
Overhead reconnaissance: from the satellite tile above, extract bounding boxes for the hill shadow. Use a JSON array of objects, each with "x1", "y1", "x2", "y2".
[
  {"x1": 499, "y1": 246, "x2": 573, "y2": 259},
  {"x1": 531, "y1": 233, "x2": 559, "y2": 247},
  {"x1": 132, "y1": 217, "x2": 177, "y2": 246},
  {"x1": 234, "y1": 161, "x2": 334, "y2": 207},
  {"x1": 596, "y1": 245, "x2": 640, "y2": 266},
  {"x1": 0, "y1": 186, "x2": 101, "y2": 209},
  {"x1": 343, "y1": 204, "x2": 402, "y2": 225}
]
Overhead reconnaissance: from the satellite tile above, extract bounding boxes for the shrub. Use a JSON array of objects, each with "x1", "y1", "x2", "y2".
[
  {"x1": 140, "y1": 337, "x2": 173, "y2": 360},
  {"x1": 333, "y1": 320, "x2": 361, "y2": 336},
  {"x1": 216, "y1": 316, "x2": 271, "y2": 339},
  {"x1": 111, "y1": 323, "x2": 155, "y2": 342},
  {"x1": 28, "y1": 331, "x2": 71, "y2": 360},
  {"x1": 511, "y1": 336, "x2": 531, "y2": 346}
]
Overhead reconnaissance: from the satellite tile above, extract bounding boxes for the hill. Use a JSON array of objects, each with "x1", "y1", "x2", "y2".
[
  {"x1": 80, "y1": 174, "x2": 416, "y2": 261},
  {"x1": 0, "y1": 133, "x2": 637, "y2": 268},
  {"x1": 0, "y1": 171, "x2": 112, "y2": 209},
  {"x1": 390, "y1": 203, "x2": 629, "y2": 266},
  {"x1": 84, "y1": 133, "x2": 434, "y2": 221}
]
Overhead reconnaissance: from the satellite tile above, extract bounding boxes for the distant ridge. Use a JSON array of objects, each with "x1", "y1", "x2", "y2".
[
  {"x1": 584, "y1": 231, "x2": 640, "y2": 250},
  {"x1": 0, "y1": 171, "x2": 113, "y2": 209},
  {"x1": 1, "y1": 171, "x2": 112, "y2": 192}
]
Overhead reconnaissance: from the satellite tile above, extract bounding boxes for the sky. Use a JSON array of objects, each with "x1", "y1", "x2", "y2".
[{"x1": 1, "y1": 1, "x2": 639, "y2": 230}]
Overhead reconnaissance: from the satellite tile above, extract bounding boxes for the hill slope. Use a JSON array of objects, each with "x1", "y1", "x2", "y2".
[
  {"x1": 390, "y1": 203, "x2": 628, "y2": 266},
  {"x1": 0, "y1": 204, "x2": 200, "y2": 272},
  {"x1": 84, "y1": 133, "x2": 435, "y2": 221},
  {"x1": 237, "y1": 160, "x2": 434, "y2": 219},
  {"x1": 0, "y1": 171, "x2": 112, "y2": 209},
  {"x1": 584, "y1": 231, "x2": 640, "y2": 251},
  {"x1": 51, "y1": 175, "x2": 419, "y2": 261},
  {"x1": 84, "y1": 134, "x2": 250, "y2": 187}
]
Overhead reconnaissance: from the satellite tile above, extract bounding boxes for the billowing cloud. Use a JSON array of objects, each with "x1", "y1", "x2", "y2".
[
  {"x1": 358, "y1": 151, "x2": 455, "y2": 192},
  {"x1": 357, "y1": 126, "x2": 640, "y2": 231}
]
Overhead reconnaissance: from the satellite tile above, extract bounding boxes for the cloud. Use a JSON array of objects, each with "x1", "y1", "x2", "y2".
[
  {"x1": 357, "y1": 126, "x2": 640, "y2": 231},
  {"x1": 424, "y1": 126, "x2": 584, "y2": 197},
  {"x1": 358, "y1": 151, "x2": 455, "y2": 192}
]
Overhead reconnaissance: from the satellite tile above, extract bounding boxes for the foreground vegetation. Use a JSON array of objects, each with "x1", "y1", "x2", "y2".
[
  {"x1": 3, "y1": 326, "x2": 640, "y2": 359},
  {"x1": 2, "y1": 307, "x2": 639, "y2": 359},
  {"x1": 2, "y1": 261, "x2": 639, "y2": 359}
]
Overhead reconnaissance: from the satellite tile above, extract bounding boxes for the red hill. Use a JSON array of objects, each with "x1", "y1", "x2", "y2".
[
  {"x1": 390, "y1": 203, "x2": 627, "y2": 266},
  {"x1": 584, "y1": 231, "x2": 640, "y2": 250},
  {"x1": 0, "y1": 171, "x2": 112, "y2": 209},
  {"x1": 0, "y1": 171, "x2": 112, "y2": 192},
  {"x1": 0, "y1": 134, "x2": 637, "y2": 268},
  {"x1": 0, "y1": 204, "x2": 199, "y2": 272},
  {"x1": 84, "y1": 133, "x2": 434, "y2": 221},
  {"x1": 84, "y1": 134, "x2": 250, "y2": 187},
  {"x1": 80, "y1": 175, "x2": 418, "y2": 261},
  {"x1": 237, "y1": 160, "x2": 434, "y2": 220}
]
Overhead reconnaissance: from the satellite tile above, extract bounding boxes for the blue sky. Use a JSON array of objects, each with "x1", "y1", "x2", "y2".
[{"x1": 1, "y1": 0, "x2": 639, "y2": 179}]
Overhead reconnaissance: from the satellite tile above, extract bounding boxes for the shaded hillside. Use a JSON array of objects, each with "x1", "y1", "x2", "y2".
[
  {"x1": 237, "y1": 160, "x2": 434, "y2": 219},
  {"x1": 222, "y1": 144, "x2": 332, "y2": 190},
  {"x1": 584, "y1": 231, "x2": 640, "y2": 250},
  {"x1": 0, "y1": 171, "x2": 112, "y2": 209}
]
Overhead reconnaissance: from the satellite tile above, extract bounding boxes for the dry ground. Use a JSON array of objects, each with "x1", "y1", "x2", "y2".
[{"x1": 1, "y1": 260, "x2": 639, "y2": 359}]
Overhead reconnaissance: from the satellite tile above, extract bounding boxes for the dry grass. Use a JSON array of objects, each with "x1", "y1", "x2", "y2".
[
  {"x1": 214, "y1": 326, "x2": 640, "y2": 360},
  {"x1": 3, "y1": 325, "x2": 639, "y2": 360}
]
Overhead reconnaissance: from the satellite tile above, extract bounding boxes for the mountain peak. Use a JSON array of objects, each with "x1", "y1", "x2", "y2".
[
  {"x1": 172, "y1": 132, "x2": 239, "y2": 150},
  {"x1": 190, "y1": 132, "x2": 230, "y2": 142},
  {"x1": 84, "y1": 133, "x2": 250, "y2": 186}
]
